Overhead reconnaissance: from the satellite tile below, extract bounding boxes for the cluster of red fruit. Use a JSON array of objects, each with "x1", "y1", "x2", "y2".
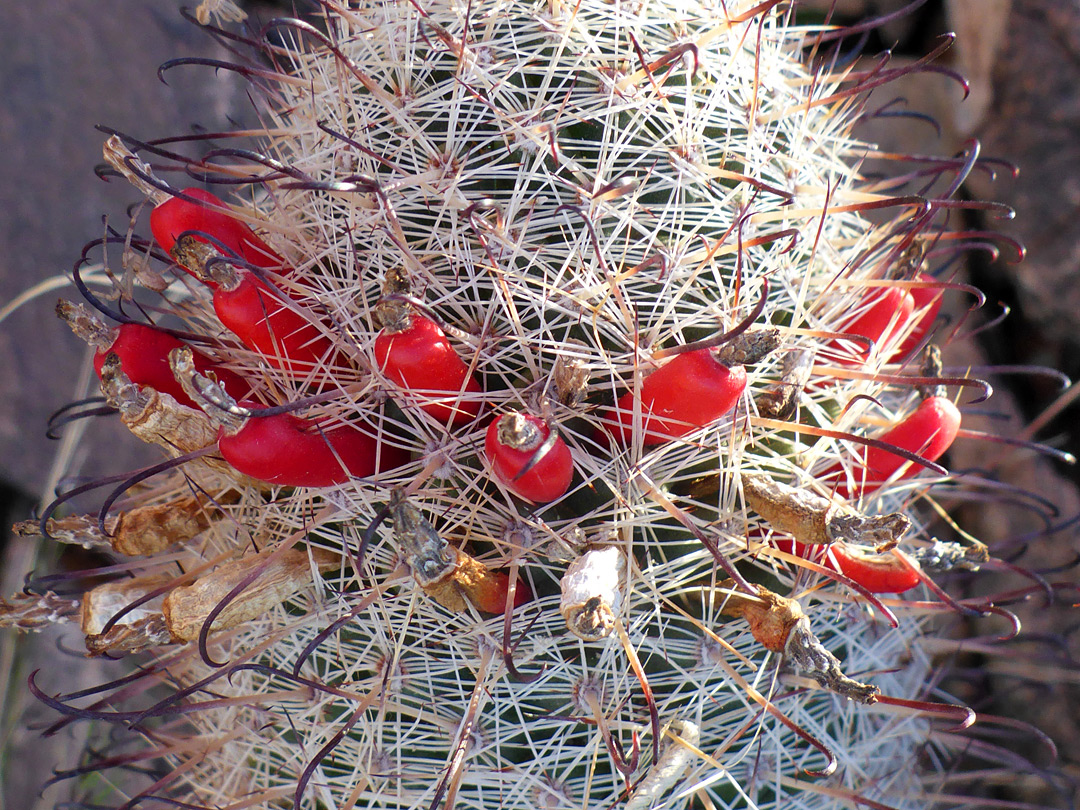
[
  {"x1": 75, "y1": 190, "x2": 769, "y2": 496},
  {"x1": 73, "y1": 189, "x2": 962, "y2": 600},
  {"x1": 815, "y1": 251, "x2": 961, "y2": 593}
]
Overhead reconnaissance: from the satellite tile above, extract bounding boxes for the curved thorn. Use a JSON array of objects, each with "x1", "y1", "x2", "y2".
[{"x1": 873, "y1": 694, "x2": 976, "y2": 731}]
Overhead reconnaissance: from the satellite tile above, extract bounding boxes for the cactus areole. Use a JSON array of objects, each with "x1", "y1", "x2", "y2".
[{"x1": 3, "y1": 2, "x2": 1058, "y2": 810}]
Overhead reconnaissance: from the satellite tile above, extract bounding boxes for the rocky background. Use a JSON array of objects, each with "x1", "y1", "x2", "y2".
[{"x1": 1, "y1": 1, "x2": 1077, "y2": 807}]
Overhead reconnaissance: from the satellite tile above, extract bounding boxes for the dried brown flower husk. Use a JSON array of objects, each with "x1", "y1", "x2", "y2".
[
  {"x1": 715, "y1": 579, "x2": 879, "y2": 704},
  {"x1": 560, "y1": 546, "x2": 625, "y2": 641},
  {"x1": 162, "y1": 547, "x2": 339, "y2": 643},
  {"x1": 388, "y1": 489, "x2": 515, "y2": 613},
  {"x1": 0, "y1": 592, "x2": 82, "y2": 632},
  {"x1": 81, "y1": 576, "x2": 173, "y2": 655},
  {"x1": 742, "y1": 473, "x2": 910, "y2": 550},
  {"x1": 16, "y1": 494, "x2": 223, "y2": 557}
]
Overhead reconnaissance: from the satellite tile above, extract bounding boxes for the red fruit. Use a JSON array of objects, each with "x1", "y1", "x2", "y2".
[
  {"x1": 831, "y1": 395, "x2": 962, "y2": 497},
  {"x1": 466, "y1": 570, "x2": 533, "y2": 614},
  {"x1": 890, "y1": 275, "x2": 943, "y2": 361},
  {"x1": 150, "y1": 188, "x2": 284, "y2": 279},
  {"x1": 607, "y1": 348, "x2": 746, "y2": 445},
  {"x1": 374, "y1": 313, "x2": 481, "y2": 425},
  {"x1": 831, "y1": 544, "x2": 921, "y2": 593},
  {"x1": 91, "y1": 324, "x2": 249, "y2": 409},
  {"x1": 213, "y1": 269, "x2": 344, "y2": 378},
  {"x1": 485, "y1": 413, "x2": 573, "y2": 503},
  {"x1": 864, "y1": 395, "x2": 961, "y2": 480},
  {"x1": 218, "y1": 411, "x2": 404, "y2": 487},
  {"x1": 829, "y1": 286, "x2": 915, "y2": 362},
  {"x1": 777, "y1": 539, "x2": 921, "y2": 594},
  {"x1": 57, "y1": 300, "x2": 250, "y2": 408}
]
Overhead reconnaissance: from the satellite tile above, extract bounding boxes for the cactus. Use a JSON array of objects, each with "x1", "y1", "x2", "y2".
[{"x1": 3, "y1": 1, "x2": 1069, "y2": 809}]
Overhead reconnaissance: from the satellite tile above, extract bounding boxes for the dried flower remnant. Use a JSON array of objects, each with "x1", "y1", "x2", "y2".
[
  {"x1": 624, "y1": 720, "x2": 700, "y2": 810},
  {"x1": 99, "y1": 353, "x2": 218, "y2": 456},
  {"x1": 194, "y1": 0, "x2": 245, "y2": 26},
  {"x1": 12, "y1": 517, "x2": 112, "y2": 553},
  {"x1": 74, "y1": 547, "x2": 340, "y2": 656},
  {"x1": 0, "y1": 592, "x2": 82, "y2": 632},
  {"x1": 551, "y1": 345, "x2": 590, "y2": 408},
  {"x1": 911, "y1": 538, "x2": 991, "y2": 573},
  {"x1": 388, "y1": 489, "x2": 527, "y2": 614},
  {"x1": 755, "y1": 348, "x2": 815, "y2": 420},
  {"x1": 783, "y1": 618, "x2": 882, "y2": 705},
  {"x1": 161, "y1": 547, "x2": 338, "y2": 643},
  {"x1": 169, "y1": 234, "x2": 220, "y2": 283},
  {"x1": 713, "y1": 328, "x2": 784, "y2": 367},
  {"x1": 16, "y1": 495, "x2": 222, "y2": 556},
  {"x1": 80, "y1": 576, "x2": 173, "y2": 655},
  {"x1": 560, "y1": 545, "x2": 625, "y2": 642},
  {"x1": 742, "y1": 473, "x2": 910, "y2": 550},
  {"x1": 715, "y1": 580, "x2": 880, "y2": 704}
]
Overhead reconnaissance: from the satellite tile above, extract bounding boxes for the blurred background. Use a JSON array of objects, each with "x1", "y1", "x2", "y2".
[{"x1": 1, "y1": 1, "x2": 1076, "y2": 807}]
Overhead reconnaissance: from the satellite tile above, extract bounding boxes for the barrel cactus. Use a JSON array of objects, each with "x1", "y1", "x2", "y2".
[{"x1": 2, "y1": 1, "x2": 1061, "y2": 809}]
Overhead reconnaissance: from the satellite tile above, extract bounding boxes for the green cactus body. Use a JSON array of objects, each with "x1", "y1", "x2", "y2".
[{"x1": 6, "y1": 2, "x2": 1031, "y2": 809}]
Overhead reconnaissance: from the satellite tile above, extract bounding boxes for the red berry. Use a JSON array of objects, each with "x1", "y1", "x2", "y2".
[
  {"x1": 777, "y1": 539, "x2": 920, "y2": 594},
  {"x1": 466, "y1": 570, "x2": 533, "y2": 614},
  {"x1": 374, "y1": 313, "x2": 481, "y2": 425},
  {"x1": 218, "y1": 410, "x2": 404, "y2": 487},
  {"x1": 830, "y1": 395, "x2": 961, "y2": 497},
  {"x1": 485, "y1": 413, "x2": 573, "y2": 503},
  {"x1": 829, "y1": 286, "x2": 915, "y2": 362},
  {"x1": 607, "y1": 348, "x2": 746, "y2": 445},
  {"x1": 213, "y1": 269, "x2": 345, "y2": 379},
  {"x1": 57, "y1": 300, "x2": 250, "y2": 409},
  {"x1": 890, "y1": 274, "x2": 943, "y2": 361},
  {"x1": 150, "y1": 188, "x2": 284, "y2": 279},
  {"x1": 831, "y1": 543, "x2": 921, "y2": 593},
  {"x1": 864, "y1": 395, "x2": 960, "y2": 481},
  {"x1": 90, "y1": 324, "x2": 249, "y2": 409}
]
